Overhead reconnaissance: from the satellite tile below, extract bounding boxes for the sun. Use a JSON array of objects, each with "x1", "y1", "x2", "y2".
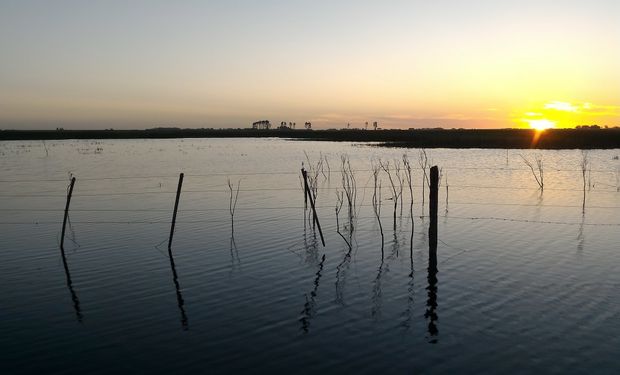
[{"x1": 527, "y1": 119, "x2": 556, "y2": 131}]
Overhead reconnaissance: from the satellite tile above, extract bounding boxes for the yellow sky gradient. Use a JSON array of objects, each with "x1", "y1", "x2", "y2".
[{"x1": 0, "y1": 1, "x2": 619, "y2": 129}]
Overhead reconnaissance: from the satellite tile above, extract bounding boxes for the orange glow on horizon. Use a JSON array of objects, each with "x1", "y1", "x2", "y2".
[
  {"x1": 515, "y1": 100, "x2": 620, "y2": 130},
  {"x1": 527, "y1": 119, "x2": 556, "y2": 130}
]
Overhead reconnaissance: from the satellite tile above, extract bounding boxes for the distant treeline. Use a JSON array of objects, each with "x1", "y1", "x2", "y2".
[{"x1": 1, "y1": 128, "x2": 619, "y2": 149}]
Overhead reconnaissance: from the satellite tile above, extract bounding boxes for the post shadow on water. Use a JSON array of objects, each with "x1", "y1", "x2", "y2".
[
  {"x1": 60, "y1": 244, "x2": 83, "y2": 323},
  {"x1": 425, "y1": 239, "x2": 439, "y2": 343},
  {"x1": 168, "y1": 245, "x2": 189, "y2": 330},
  {"x1": 299, "y1": 254, "x2": 326, "y2": 333}
]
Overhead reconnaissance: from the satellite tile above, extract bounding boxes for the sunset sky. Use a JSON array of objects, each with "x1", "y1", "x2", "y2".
[{"x1": 1, "y1": 0, "x2": 619, "y2": 130}]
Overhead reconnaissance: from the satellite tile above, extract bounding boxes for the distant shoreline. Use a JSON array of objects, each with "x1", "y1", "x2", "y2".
[{"x1": 1, "y1": 128, "x2": 619, "y2": 149}]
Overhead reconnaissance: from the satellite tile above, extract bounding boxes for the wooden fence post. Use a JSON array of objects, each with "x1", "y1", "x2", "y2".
[
  {"x1": 301, "y1": 168, "x2": 325, "y2": 247},
  {"x1": 60, "y1": 177, "x2": 76, "y2": 249},
  {"x1": 429, "y1": 166, "x2": 439, "y2": 262},
  {"x1": 168, "y1": 173, "x2": 184, "y2": 250}
]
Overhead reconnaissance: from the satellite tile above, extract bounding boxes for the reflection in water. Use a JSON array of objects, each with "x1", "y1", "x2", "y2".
[
  {"x1": 425, "y1": 258, "x2": 438, "y2": 342},
  {"x1": 168, "y1": 247, "x2": 189, "y2": 330},
  {"x1": 229, "y1": 234, "x2": 241, "y2": 273},
  {"x1": 60, "y1": 245, "x2": 83, "y2": 323},
  {"x1": 303, "y1": 223, "x2": 319, "y2": 266},
  {"x1": 401, "y1": 271, "x2": 415, "y2": 331},
  {"x1": 532, "y1": 189, "x2": 544, "y2": 223},
  {"x1": 391, "y1": 231, "x2": 400, "y2": 259},
  {"x1": 425, "y1": 213, "x2": 439, "y2": 343},
  {"x1": 299, "y1": 254, "x2": 326, "y2": 333},
  {"x1": 577, "y1": 213, "x2": 585, "y2": 253},
  {"x1": 371, "y1": 258, "x2": 386, "y2": 320},
  {"x1": 335, "y1": 242, "x2": 353, "y2": 306},
  {"x1": 401, "y1": 212, "x2": 415, "y2": 330}
]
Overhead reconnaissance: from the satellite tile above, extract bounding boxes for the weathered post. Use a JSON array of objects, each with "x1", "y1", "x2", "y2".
[
  {"x1": 168, "y1": 173, "x2": 184, "y2": 250},
  {"x1": 60, "y1": 177, "x2": 76, "y2": 249},
  {"x1": 426, "y1": 165, "x2": 439, "y2": 342},
  {"x1": 301, "y1": 168, "x2": 325, "y2": 247},
  {"x1": 303, "y1": 170, "x2": 309, "y2": 210},
  {"x1": 429, "y1": 166, "x2": 439, "y2": 253}
]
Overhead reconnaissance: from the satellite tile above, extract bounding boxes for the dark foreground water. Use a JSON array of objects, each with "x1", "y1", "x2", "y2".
[{"x1": 1, "y1": 139, "x2": 619, "y2": 374}]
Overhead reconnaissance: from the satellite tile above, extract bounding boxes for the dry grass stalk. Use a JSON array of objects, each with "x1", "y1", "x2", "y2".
[
  {"x1": 402, "y1": 154, "x2": 414, "y2": 208},
  {"x1": 520, "y1": 154, "x2": 544, "y2": 190},
  {"x1": 581, "y1": 151, "x2": 589, "y2": 214},
  {"x1": 372, "y1": 161, "x2": 385, "y2": 255},
  {"x1": 419, "y1": 149, "x2": 430, "y2": 209},
  {"x1": 340, "y1": 154, "x2": 357, "y2": 231},
  {"x1": 335, "y1": 189, "x2": 352, "y2": 249},
  {"x1": 227, "y1": 178, "x2": 240, "y2": 232},
  {"x1": 380, "y1": 159, "x2": 404, "y2": 230}
]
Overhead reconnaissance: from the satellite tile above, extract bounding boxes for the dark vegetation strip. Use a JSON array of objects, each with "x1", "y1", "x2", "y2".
[{"x1": 1, "y1": 128, "x2": 620, "y2": 149}]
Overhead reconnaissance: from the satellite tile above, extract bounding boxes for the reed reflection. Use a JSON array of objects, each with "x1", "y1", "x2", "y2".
[
  {"x1": 335, "y1": 241, "x2": 353, "y2": 306},
  {"x1": 371, "y1": 258, "x2": 387, "y2": 320},
  {"x1": 229, "y1": 234, "x2": 241, "y2": 273},
  {"x1": 401, "y1": 214, "x2": 415, "y2": 330},
  {"x1": 401, "y1": 269, "x2": 415, "y2": 331},
  {"x1": 299, "y1": 254, "x2": 326, "y2": 333},
  {"x1": 303, "y1": 222, "x2": 320, "y2": 266},
  {"x1": 391, "y1": 231, "x2": 400, "y2": 259},
  {"x1": 577, "y1": 213, "x2": 585, "y2": 253}
]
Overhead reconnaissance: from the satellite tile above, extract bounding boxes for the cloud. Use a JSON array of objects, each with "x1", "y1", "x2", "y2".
[
  {"x1": 544, "y1": 101, "x2": 578, "y2": 112},
  {"x1": 543, "y1": 101, "x2": 620, "y2": 116}
]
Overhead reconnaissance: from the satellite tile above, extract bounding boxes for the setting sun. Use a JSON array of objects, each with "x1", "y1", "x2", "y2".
[{"x1": 527, "y1": 119, "x2": 556, "y2": 130}]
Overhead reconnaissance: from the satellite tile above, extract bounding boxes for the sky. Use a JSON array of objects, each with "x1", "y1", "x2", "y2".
[{"x1": 1, "y1": 0, "x2": 619, "y2": 130}]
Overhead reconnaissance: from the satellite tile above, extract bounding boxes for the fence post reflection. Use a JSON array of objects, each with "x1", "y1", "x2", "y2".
[
  {"x1": 168, "y1": 247, "x2": 189, "y2": 330},
  {"x1": 60, "y1": 244, "x2": 83, "y2": 323}
]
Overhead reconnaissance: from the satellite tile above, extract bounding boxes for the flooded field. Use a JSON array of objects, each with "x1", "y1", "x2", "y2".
[{"x1": 1, "y1": 138, "x2": 619, "y2": 374}]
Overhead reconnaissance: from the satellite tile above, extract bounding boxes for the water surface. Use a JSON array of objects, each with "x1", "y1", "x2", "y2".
[{"x1": 1, "y1": 139, "x2": 619, "y2": 374}]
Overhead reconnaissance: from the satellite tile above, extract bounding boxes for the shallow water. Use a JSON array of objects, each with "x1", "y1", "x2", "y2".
[{"x1": 1, "y1": 139, "x2": 619, "y2": 374}]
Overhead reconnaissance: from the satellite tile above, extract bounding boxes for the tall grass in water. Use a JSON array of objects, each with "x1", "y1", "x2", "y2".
[
  {"x1": 521, "y1": 154, "x2": 544, "y2": 191},
  {"x1": 402, "y1": 154, "x2": 415, "y2": 276},
  {"x1": 372, "y1": 161, "x2": 384, "y2": 257},
  {"x1": 335, "y1": 190, "x2": 352, "y2": 250},
  {"x1": 419, "y1": 149, "x2": 430, "y2": 214},
  {"x1": 380, "y1": 159, "x2": 404, "y2": 230},
  {"x1": 402, "y1": 154, "x2": 414, "y2": 210},
  {"x1": 581, "y1": 151, "x2": 589, "y2": 214},
  {"x1": 340, "y1": 155, "x2": 357, "y2": 232},
  {"x1": 303, "y1": 152, "x2": 329, "y2": 225},
  {"x1": 227, "y1": 178, "x2": 240, "y2": 233}
]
